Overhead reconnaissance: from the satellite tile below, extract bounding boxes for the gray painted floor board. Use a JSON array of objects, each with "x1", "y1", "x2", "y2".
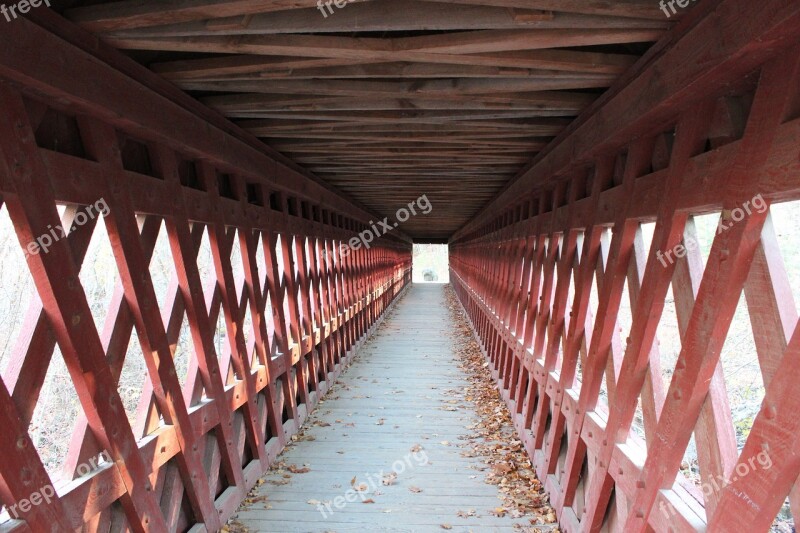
[{"x1": 232, "y1": 285, "x2": 557, "y2": 533}]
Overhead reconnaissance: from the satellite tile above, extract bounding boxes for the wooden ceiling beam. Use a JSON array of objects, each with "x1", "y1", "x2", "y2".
[
  {"x1": 242, "y1": 124, "x2": 565, "y2": 135},
  {"x1": 235, "y1": 117, "x2": 573, "y2": 132},
  {"x1": 163, "y1": 60, "x2": 632, "y2": 82},
  {"x1": 151, "y1": 55, "x2": 376, "y2": 80},
  {"x1": 104, "y1": 1, "x2": 669, "y2": 38},
  {"x1": 202, "y1": 91, "x2": 596, "y2": 111},
  {"x1": 313, "y1": 169, "x2": 521, "y2": 176},
  {"x1": 423, "y1": 0, "x2": 668, "y2": 20},
  {"x1": 294, "y1": 155, "x2": 533, "y2": 162},
  {"x1": 246, "y1": 129, "x2": 562, "y2": 138},
  {"x1": 222, "y1": 109, "x2": 582, "y2": 122},
  {"x1": 181, "y1": 75, "x2": 616, "y2": 96},
  {"x1": 272, "y1": 138, "x2": 546, "y2": 149},
  {"x1": 152, "y1": 50, "x2": 637, "y2": 81},
  {"x1": 393, "y1": 28, "x2": 663, "y2": 54},
  {"x1": 67, "y1": 0, "x2": 667, "y2": 33},
  {"x1": 104, "y1": 29, "x2": 663, "y2": 63},
  {"x1": 308, "y1": 163, "x2": 523, "y2": 169},
  {"x1": 66, "y1": 0, "x2": 328, "y2": 32},
  {"x1": 248, "y1": 131, "x2": 554, "y2": 142},
  {"x1": 293, "y1": 150, "x2": 534, "y2": 158}
]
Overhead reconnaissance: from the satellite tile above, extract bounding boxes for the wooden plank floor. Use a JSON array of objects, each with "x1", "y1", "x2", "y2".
[{"x1": 233, "y1": 284, "x2": 557, "y2": 533}]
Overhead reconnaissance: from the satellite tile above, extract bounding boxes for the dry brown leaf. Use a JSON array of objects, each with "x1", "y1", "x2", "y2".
[{"x1": 442, "y1": 286, "x2": 556, "y2": 525}]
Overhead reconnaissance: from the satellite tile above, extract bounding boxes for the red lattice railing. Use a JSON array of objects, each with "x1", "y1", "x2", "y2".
[
  {"x1": 0, "y1": 12, "x2": 411, "y2": 532},
  {"x1": 450, "y1": 35, "x2": 800, "y2": 533}
]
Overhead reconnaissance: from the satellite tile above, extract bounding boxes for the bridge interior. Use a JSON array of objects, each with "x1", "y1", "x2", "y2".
[{"x1": 0, "y1": 1, "x2": 799, "y2": 533}]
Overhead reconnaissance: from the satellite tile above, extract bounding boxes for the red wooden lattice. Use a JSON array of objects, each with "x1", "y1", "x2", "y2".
[
  {"x1": 451, "y1": 35, "x2": 800, "y2": 533},
  {"x1": 0, "y1": 12, "x2": 411, "y2": 532}
]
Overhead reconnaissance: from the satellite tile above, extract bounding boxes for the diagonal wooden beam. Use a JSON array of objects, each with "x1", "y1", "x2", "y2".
[
  {"x1": 105, "y1": 29, "x2": 663, "y2": 63},
  {"x1": 152, "y1": 50, "x2": 637, "y2": 81},
  {"x1": 151, "y1": 55, "x2": 373, "y2": 80},
  {"x1": 423, "y1": 0, "x2": 671, "y2": 20},
  {"x1": 0, "y1": 85, "x2": 168, "y2": 533},
  {"x1": 393, "y1": 28, "x2": 663, "y2": 54}
]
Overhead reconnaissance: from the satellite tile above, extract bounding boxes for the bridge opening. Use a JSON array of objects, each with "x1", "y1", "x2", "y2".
[{"x1": 412, "y1": 244, "x2": 450, "y2": 284}]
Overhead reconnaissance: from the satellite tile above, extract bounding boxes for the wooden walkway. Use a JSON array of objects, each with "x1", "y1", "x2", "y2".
[{"x1": 233, "y1": 284, "x2": 557, "y2": 533}]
